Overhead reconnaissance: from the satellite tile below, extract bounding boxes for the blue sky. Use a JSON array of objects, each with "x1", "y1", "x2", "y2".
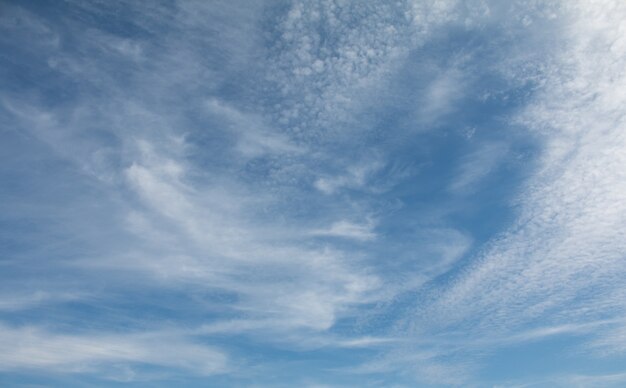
[{"x1": 1, "y1": 1, "x2": 626, "y2": 386}]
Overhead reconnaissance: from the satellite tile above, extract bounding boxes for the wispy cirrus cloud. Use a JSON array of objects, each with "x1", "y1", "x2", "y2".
[
  {"x1": 0, "y1": 323, "x2": 228, "y2": 378},
  {"x1": 448, "y1": 141, "x2": 510, "y2": 194},
  {"x1": 2, "y1": 0, "x2": 626, "y2": 386},
  {"x1": 395, "y1": 0, "x2": 626, "y2": 371}
]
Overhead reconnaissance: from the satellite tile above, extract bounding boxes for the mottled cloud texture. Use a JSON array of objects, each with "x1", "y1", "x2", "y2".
[{"x1": 1, "y1": 1, "x2": 625, "y2": 386}]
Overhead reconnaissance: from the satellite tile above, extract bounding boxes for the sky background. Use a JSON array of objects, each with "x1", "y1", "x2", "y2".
[{"x1": 1, "y1": 1, "x2": 626, "y2": 387}]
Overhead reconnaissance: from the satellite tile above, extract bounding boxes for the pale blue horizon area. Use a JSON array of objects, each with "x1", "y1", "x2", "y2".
[{"x1": 1, "y1": 1, "x2": 626, "y2": 387}]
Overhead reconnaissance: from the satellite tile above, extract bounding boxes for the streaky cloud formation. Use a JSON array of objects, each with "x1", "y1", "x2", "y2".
[{"x1": 1, "y1": 0, "x2": 626, "y2": 386}]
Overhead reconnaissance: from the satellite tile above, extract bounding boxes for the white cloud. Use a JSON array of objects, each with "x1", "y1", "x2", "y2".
[
  {"x1": 205, "y1": 98, "x2": 302, "y2": 158},
  {"x1": 5, "y1": 0, "x2": 626, "y2": 385},
  {"x1": 0, "y1": 4, "x2": 60, "y2": 49},
  {"x1": 314, "y1": 159, "x2": 384, "y2": 194},
  {"x1": 351, "y1": 347, "x2": 475, "y2": 386},
  {"x1": 0, "y1": 291, "x2": 86, "y2": 311},
  {"x1": 497, "y1": 371, "x2": 626, "y2": 388},
  {"x1": 449, "y1": 141, "x2": 509, "y2": 193},
  {"x1": 267, "y1": 0, "x2": 466, "y2": 136},
  {"x1": 0, "y1": 323, "x2": 228, "y2": 378},
  {"x1": 1, "y1": 2, "x2": 388, "y2": 373},
  {"x1": 405, "y1": 0, "x2": 626, "y2": 353},
  {"x1": 418, "y1": 67, "x2": 465, "y2": 125},
  {"x1": 311, "y1": 220, "x2": 377, "y2": 241}
]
